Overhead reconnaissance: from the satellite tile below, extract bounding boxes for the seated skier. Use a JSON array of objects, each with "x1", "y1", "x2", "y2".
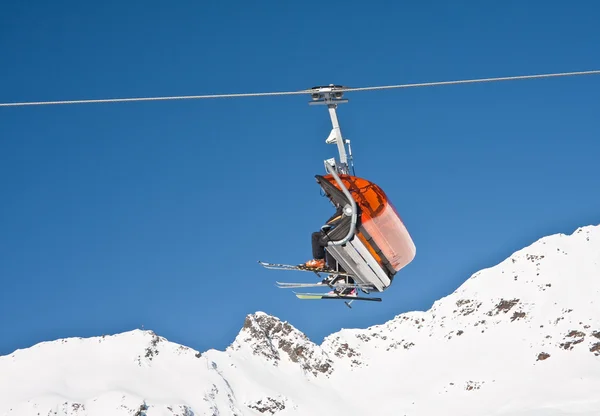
[
  {"x1": 303, "y1": 204, "x2": 344, "y2": 270},
  {"x1": 302, "y1": 205, "x2": 357, "y2": 296}
]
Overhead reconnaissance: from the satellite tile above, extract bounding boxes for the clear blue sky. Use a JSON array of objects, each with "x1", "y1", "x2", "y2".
[{"x1": 1, "y1": 1, "x2": 599, "y2": 356}]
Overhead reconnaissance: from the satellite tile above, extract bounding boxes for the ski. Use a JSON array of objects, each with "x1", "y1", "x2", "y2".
[
  {"x1": 276, "y1": 281, "x2": 330, "y2": 288},
  {"x1": 258, "y1": 261, "x2": 357, "y2": 277},
  {"x1": 276, "y1": 281, "x2": 375, "y2": 290},
  {"x1": 294, "y1": 292, "x2": 382, "y2": 302}
]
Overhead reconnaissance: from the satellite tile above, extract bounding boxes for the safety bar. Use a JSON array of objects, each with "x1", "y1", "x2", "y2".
[{"x1": 324, "y1": 161, "x2": 358, "y2": 246}]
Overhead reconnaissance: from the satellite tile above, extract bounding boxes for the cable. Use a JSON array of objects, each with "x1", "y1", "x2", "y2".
[
  {"x1": 0, "y1": 89, "x2": 313, "y2": 107},
  {"x1": 1, "y1": 69, "x2": 599, "y2": 107},
  {"x1": 338, "y1": 69, "x2": 600, "y2": 93}
]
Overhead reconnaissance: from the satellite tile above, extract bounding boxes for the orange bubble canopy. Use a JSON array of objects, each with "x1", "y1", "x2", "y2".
[{"x1": 321, "y1": 174, "x2": 416, "y2": 273}]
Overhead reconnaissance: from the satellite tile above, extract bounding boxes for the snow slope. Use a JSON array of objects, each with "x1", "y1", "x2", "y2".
[{"x1": 1, "y1": 224, "x2": 600, "y2": 416}]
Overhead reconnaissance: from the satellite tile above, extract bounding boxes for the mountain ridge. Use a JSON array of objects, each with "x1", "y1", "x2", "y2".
[{"x1": 2, "y1": 224, "x2": 599, "y2": 415}]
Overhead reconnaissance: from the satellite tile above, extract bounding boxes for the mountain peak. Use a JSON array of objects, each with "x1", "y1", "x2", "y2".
[{"x1": 229, "y1": 312, "x2": 334, "y2": 376}]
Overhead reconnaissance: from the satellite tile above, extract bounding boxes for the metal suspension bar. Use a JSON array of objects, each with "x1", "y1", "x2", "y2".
[
  {"x1": 324, "y1": 161, "x2": 357, "y2": 246},
  {"x1": 347, "y1": 139, "x2": 355, "y2": 175},
  {"x1": 308, "y1": 85, "x2": 350, "y2": 175},
  {"x1": 327, "y1": 104, "x2": 348, "y2": 172}
]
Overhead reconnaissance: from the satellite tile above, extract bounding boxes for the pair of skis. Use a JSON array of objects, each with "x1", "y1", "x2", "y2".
[{"x1": 258, "y1": 261, "x2": 382, "y2": 305}]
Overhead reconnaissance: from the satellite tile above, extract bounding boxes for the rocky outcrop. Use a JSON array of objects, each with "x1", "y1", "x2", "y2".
[{"x1": 228, "y1": 312, "x2": 334, "y2": 376}]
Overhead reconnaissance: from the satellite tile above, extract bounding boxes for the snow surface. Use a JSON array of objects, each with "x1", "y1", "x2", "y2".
[{"x1": 2, "y1": 224, "x2": 600, "y2": 415}]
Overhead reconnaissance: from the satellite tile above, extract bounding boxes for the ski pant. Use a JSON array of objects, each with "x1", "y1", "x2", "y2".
[
  {"x1": 311, "y1": 231, "x2": 326, "y2": 259},
  {"x1": 311, "y1": 231, "x2": 340, "y2": 271}
]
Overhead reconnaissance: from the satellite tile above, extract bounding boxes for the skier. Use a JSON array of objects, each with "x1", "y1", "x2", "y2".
[
  {"x1": 302, "y1": 205, "x2": 357, "y2": 296},
  {"x1": 303, "y1": 204, "x2": 344, "y2": 270}
]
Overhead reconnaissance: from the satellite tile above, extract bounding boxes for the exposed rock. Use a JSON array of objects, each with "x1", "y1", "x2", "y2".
[
  {"x1": 233, "y1": 312, "x2": 334, "y2": 376},
  {"x1": 537, "y1": 352, "x2": 550, "y2": 361},
  {"x1": 487, "y1": 299, "x2": 520, "y2": 316},
  {"x1": 510, "y1": 311, "x2": 527, "y2": 322},
  {"x1": 246, "y1": 396, "x2": 288, "y2": 414},
  {"x1": 465, "y1": 381, "x2": 484, "y2": 391}
]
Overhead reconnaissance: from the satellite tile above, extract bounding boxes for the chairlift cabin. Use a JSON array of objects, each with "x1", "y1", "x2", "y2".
[{"x1": 310, "y1": 85, "x2": 416, "y2": 292}]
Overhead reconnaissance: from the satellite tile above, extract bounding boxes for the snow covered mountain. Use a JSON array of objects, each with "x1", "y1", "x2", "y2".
[{"x1": 2, "y1": 224, "x2": 600, "y2": 416}]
